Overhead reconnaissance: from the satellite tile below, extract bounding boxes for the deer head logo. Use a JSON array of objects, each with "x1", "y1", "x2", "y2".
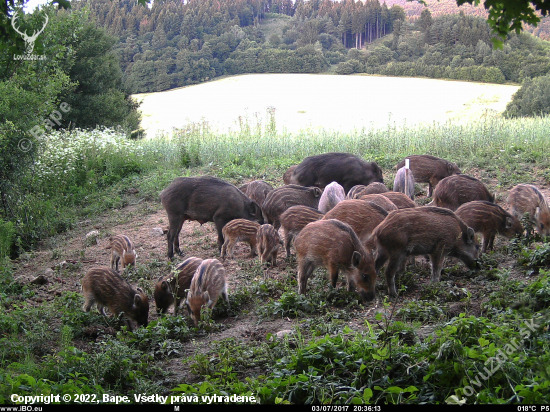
[{"x1": 11, "y1": 12, "x2": 49, "y2": 56}]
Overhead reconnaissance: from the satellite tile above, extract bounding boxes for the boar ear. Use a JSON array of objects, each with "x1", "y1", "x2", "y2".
[
  {"x1": 351, "y1": 251, "x2": 362, "y2": 267},
  {"x1": 134, "y1": 293, "x2": 142, "y2": 306},
  {"x1": 249, "y1": 202, "x2": 260, "y2": 216},
  {"x1": 314, "y1": 188, "x2": 322, "y2": 198},
  {"x1": 505, "y1": 217, "x2": 513, "y2": 229},
  {"x1": 161, "y1": 280, "x2": 169, "y2": 291},
  {"x1": 466, "y1": 227, "x2": 475, "y2": 244}
]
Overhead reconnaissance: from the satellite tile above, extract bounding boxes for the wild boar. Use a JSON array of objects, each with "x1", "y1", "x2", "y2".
[
  {"x1": 346, "y1": 183, "x2": 390, "y2": 199},
  {"x1": 358, "y1": 194, "x2": 399, "y2": 212},
  {"x1": 363, "y1": 182, "x2": 390, "y2": 195},
  {"x1": 289, "y1": 152, "x2": 384, "y2": 193},
  {"x1": 81, "y1": 266, "x2": 149, "y2": 330},
  {"x1": 323, "y1": 199, "x2": 388, "y2": 249},
  {"x1": 346, "y1": 185, "x2": 368, "y2": 199},
  {"x1": 372, "y1": 207, "x2": 479, "y2": 297},
  {"x1": 262, "y1": 184, "x2": 323, "y2": 230},
  {"x1": 283, "y1": 165, "x2": 297, "y2": 185},
  {"x1": 238, "y1": 180, "x2": 274, "y2": 208},
  {"x1": 393, "y1": 167, "x2": 415, "y2": 200},
  {"x1": 507, "y1": 184, "x2": 550, "y2": 237},
  {"x1": 380, "y1": 192, "x2": 417, "y2": 209},
  {"x1": 395, "y1": 155, "x2": 461, "y2": 197},
  {"x1": 455, "y1": 201, "x2": 522, "y2": 253},
  {"x1": 154, "y1": 257, "x2": 203, "y2": 315},
  {"x1": 221, "y1": 219, "x2": 260, "y2": 260},
  {"x1": 294, "y1": 219, "x2": 377, "y2": 301},
  {"x1": 431, "y1": 174, "x2": 494, "y2": 211},
  {"x1": 256, "y1": 224, "x2": 280, "y2": 266},
  {"x1": 160, "y1": 176, "x2": 263, "y2": 258},
  {"x1": 110, "y1": 235, "x2": 136, "y2": 271},
  {"x1": 318, "y1": 181, "x2": 345, "y2": 213},
  {"x1": 280, "y1": 205, "x2": 325, "y2": 257},
  {"x1": 185, "y1": 259, "x2": 229, "y2": 327}
]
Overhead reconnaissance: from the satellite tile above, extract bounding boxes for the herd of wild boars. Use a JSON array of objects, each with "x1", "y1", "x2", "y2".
[{"x1": 80, "y1": 151, "x2": 550, "y2": 330}]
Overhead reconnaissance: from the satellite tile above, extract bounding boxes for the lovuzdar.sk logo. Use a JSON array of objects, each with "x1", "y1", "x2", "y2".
[{"x1": 11, "y1": 11, "x2": 48, "y2": 61}]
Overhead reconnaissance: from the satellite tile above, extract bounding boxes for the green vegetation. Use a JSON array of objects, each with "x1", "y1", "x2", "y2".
[{"x1": 1, "y1": 115, "x2": 550, "y2": 404}]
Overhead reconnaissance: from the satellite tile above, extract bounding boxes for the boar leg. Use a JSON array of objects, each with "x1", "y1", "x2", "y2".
[
  {"x1": 429, "y1": 249, "x2": 446, "y2": 283},
  {"x1": 213, "y1": 217, "x2": 227, "y2": 251},
  {"x1": 248, "y1": 238, "x2": 257, "y2": 258},
  {"x1": 375, "y1": 248, "x2": 389, "y2": 274},
  {"x1": 222, "y1": 289, "x2": 230, "y2": 309},
  {"x1": 298, "y1": 259, "x2": 315, "y2": 294},
  {"x1": 483, "y1": 234, "x2": 495, "y2": 253},
  {"x1": 284, "y1": 233, "x2": 293, "y2": 257},
  {"x1": 167, "y1": 215, "x2": 185, "y2": 258},
  {"x1": 328, "y1": 262, "x2": 340, "y2": 288},
  {"x1": 271, "y1": 250, "x2": 278, "y2": 267},
  {"x1": 385, "y1": 253, "x2": 406, "y2": 297}
]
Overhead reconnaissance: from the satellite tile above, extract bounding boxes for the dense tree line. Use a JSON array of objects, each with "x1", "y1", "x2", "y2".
[
  {"x1": 74, "y1": 0, "x2": 406, "y2": 93},
  {"x1": 336, "y1": 12, "x2": 550, "y2": 85}
]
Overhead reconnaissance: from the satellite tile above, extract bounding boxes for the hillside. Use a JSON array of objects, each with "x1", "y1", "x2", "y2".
[{"x1": 384, "y1": 0, "x2": 550, "y2": 40}]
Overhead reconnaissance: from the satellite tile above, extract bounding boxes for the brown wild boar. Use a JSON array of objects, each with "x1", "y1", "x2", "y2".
[
  {"x1": 256, "y1": 224, "x2": 280, "y2": 266},
  {"x1": 396, "y1": 155, "x2": 461, "y2": 197},
  {"x1": 283, "y1": 165, "x2": 297, "y2": 185},
  {"x1": 455, "y1": 201, "x2": 522, "y2": 253},
  {"x1": 294, "y1": 219, "x2": 377, "y2": 301},
  {"x1": 323, "y1": 199, "x2": 388, "y2": 249},
  {"x1": 346, "y1": 185, "x2": 368, "y2": 199},
  {"x1": 380, "y1": 192, "x2": 417, "y2": 209},
  {"x1": 358, "y1": 194, "x2": 399, "y2": 212},
  {"x1": 110, "y1": 235, "x2": 136, "y2": 271},
  {"x1": 507, "y1": 184, "x2": 550, "y2": 236},
  {"x1": 221, "y1": 219, "x2": 261, "y2": 259},
  {"x1": 238, "y1": 180, "x2": 274, "y2": 208},
  {"x1": 431, "y1": 174, "x2": 494, "y2": 211},
  {"x1": 160, "y1": 176, "x2": 263, "y2": 258},
  {"x1": 154, "y1": 257, "x2": 203, "y2": 315},
  {"x1": 262, "y1": 184, "x2": 323, "y2": 230},
  {"x1": 81, "y1": 266, "x2": 149, "y2": 330},
  {"x1": 280, "y1": 205, "x2": 325, "y2": 257},
  {"x1": 372, "y1": 207, "x2": 479, "y2": 297},
  {"x1": 290, "y1": 152, "x2": 384, "y2": 193},
  {"x1": 363, "y1": 182, "x2": 390, "y2": 195},
  {"x1": 185, "y1": 259, "x2": 229, "y2": 327},
  {"x1": 346, "y1": 182, "x2": 389, "y2": 199},
  {"x1": 318, "y1": 181, "x2": 345, "y2": 213},
  {"x1": 393, "y1": 167, "x2": 415, "y2": 200}
]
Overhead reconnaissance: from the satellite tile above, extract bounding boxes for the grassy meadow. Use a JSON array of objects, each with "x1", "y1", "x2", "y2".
[{"x1": 1, "y1": 111, "x2": 550, "y2": 404}]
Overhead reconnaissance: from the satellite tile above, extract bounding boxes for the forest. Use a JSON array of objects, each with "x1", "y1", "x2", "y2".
[{"x1": 61, "y1": 0, "x2": 550, "y2": 94}]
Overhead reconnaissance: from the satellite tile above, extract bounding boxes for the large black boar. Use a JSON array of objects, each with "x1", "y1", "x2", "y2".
[
  {"x1": 289, "y1": 152, "x2": 384, "y2": 193},
  {"x1": 160, "y1": 176, "x2": 263, "y2": 258}
]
